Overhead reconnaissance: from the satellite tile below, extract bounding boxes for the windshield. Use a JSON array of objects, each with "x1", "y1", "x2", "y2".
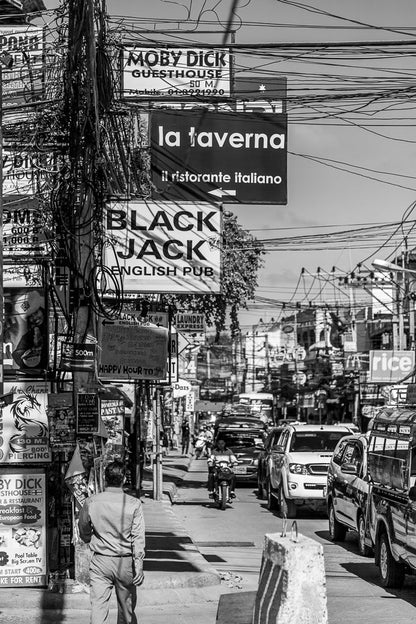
[
  {"x1": 289, "y1": 431, "x2": 348, "y2": 453},
  {"x1": 221, "y1": 433, "x2": 263, "y2": 448}
]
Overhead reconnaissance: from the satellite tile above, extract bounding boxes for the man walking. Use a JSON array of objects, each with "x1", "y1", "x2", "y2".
[
  {"x1": 181, "y1": 419, "x2": 190, "y2": 455},
  {"x1": 78, "y1": 460, "x2": 145, "y2": 624}
]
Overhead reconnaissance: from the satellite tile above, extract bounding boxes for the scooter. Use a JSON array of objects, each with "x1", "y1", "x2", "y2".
[
  {"x1": 213, "y1": 461, "x2": 235, "y2": 510},
  {"x1": 195, "y1": 437, "x2": 207, "y2": 459}
]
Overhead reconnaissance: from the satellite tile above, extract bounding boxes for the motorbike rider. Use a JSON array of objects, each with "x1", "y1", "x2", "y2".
[{"x1": 207, "y1": 437, "x2": 238, "y2": 498}]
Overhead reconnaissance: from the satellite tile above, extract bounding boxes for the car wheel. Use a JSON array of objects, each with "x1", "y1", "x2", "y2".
[
  {"x1": 267, "y1": 480, "x2": 279, "y2": 511},
  {"x1": 328, "y1": 502, "x2": 347, "y2": 541},
  {"x1": 379, "y1": 533, "x2": 405, "y2": 588},
  {"x1": 358, "y1": 514, "x2": 372, "y2": 557},
  {"x1": 278, "y1": 485, "x2": 296, "y2": 519}
]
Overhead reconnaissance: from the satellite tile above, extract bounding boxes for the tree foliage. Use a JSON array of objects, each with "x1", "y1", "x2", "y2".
[{"x1": 165, "y1": 210, "x2": 264, "y2": 336}]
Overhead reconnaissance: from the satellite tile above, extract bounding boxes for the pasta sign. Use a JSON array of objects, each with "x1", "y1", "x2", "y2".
[{"x1": 104, "y1": 201, "x2": 221, "y2": 294}]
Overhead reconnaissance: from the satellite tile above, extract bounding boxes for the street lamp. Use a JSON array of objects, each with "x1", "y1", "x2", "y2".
[{"x1": 372, "y1": 258, "x2": 416, "y2": 276}]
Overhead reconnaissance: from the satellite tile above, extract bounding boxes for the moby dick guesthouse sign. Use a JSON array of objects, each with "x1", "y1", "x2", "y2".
[
  {"x1": 104, "y1": 200, "x2": 221, "y2": 294},
  {"x1": 150, "y1": 109, "x2": 287, "y2": 204},
  {"x1": 121, "y1": 46, "x2": 231, "y2": 98}
]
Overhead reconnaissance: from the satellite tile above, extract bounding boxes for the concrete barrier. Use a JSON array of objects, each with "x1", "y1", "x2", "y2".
[{"x1": 252, "y1": 530, "x2": 328, "y2": 624}]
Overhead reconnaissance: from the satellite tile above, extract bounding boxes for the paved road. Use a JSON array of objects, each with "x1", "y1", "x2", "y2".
[{"x1": 174, "y1": 457, "x2": 416, "y2": 624}]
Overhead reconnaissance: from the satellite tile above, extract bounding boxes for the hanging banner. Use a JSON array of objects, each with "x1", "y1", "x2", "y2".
[
  {"x1": 104, "y1": 201, "x2": 221, "y2": 294},
  {"x1": 122, "y1": 46, "x2": 231, "y2": 99},
  {"x1": 0, "y1": 468, "x2": 47, "y2": 587},
  {"x1": 150, "y1": 109, "x2": 287, "y2": 204},
  {"x1": 0, "y1": 393, "x2": 50, "y2": 464},
  {"x1": 3, "y1": 288, "x2": 48, "y2": 373}
]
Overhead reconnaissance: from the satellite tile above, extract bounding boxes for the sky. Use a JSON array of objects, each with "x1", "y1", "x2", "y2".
[{"x1": 42, "y1": 1, "x2": 416, "y2": 329}]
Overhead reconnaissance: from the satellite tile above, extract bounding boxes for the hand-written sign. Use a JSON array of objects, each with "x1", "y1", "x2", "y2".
[
  {"x1": 99, "y1": 320, "x2": 169, "y2": 380},
  {"x1": 76, "y1": 393, "x2": 99, "y2": 434}
]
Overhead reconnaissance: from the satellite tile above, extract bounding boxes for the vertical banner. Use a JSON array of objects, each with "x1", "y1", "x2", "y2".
[
  {"x1": 76, "y1": 393, "x2": 99, "y2": 434},
  {"x1": 0, "y1": 469, "x2": 47, "y2": 587},
  {"x1": 3, "y1": 288, "x2": 48, "y2": 373}
]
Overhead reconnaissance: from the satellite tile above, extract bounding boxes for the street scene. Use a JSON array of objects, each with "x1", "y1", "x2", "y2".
[{"x1": 1, "y1": 0, "x2": 416, "y2": 623}]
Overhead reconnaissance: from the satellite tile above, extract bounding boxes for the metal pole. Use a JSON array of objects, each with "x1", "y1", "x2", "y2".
[
  {"x1": 0, "y1": 64, "x2": 3, "y2": 395},
  {"x1": 153, "y1": 386, "x2": 162, "y2": 501}
]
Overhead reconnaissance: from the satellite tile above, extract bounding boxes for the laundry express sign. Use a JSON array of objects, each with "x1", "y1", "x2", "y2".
[
  {"x1": 150, "y1": 109, "x2": 287, "y2": 204},
  {"x1": 122, "y1": 46, "x2": 231, "y2": 98},
  {"x1": 104, "y1": 201, "x2": 221, "y2": 294}
]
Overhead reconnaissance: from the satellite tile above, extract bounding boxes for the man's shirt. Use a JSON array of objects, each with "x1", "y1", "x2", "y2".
[
  {"x1": 208, "y1": 448, "x2": 237, "y2": 465},
  {"x1": 78, "y1": 487, "x2": 145, "y2": 561}
]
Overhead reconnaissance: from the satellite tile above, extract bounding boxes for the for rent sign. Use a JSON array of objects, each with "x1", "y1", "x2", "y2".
[
  {"x1": 150, "y1": 109, "x2": 287, "y2": 204},
  {"x1": 369, "y1": 350, "x2": 415, "y2": 384},
  {"x1": 122, "y1": 46, "x2": 231, "y2": 98},
  {"x1": 104, "y1": 201, "x2": 221, "y2": 294}
]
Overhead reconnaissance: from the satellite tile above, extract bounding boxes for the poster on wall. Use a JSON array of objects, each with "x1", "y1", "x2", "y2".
[
  {"x1": 47, "y1": 393, "x2": 76, "y2": 451},
  {"x1": 0, "y1": 469, "x2": 47, "y2": 587},
  {"x1": 3, "y1": 288, "x2": 48, "y2": 373},
  {"x1": 0, "y1": 393, "x2": 50, "y2": 464},
  {"x1": 76, "y1": 393, "x2": 99, "y2": 435}
]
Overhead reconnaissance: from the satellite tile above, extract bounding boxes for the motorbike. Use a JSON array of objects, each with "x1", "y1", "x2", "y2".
[{"x1": 212, "y1": 460, "x2": 235, "y2": 510}]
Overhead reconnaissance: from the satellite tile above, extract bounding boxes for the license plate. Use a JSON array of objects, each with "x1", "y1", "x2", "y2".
[{"x1": 234, "y1": 466, "x2": 247, "y2": 474}]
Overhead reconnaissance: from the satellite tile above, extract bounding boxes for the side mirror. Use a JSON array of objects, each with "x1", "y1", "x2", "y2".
[
  {"x1": 272, "y1": 445, "x2": 285, "y2": 454},
  {"x1": 409, "y1": 486, "x2": 416, "y2": 502},
  {"x1": 341, "y1": 462, "x2": 358, "y2": 475}
]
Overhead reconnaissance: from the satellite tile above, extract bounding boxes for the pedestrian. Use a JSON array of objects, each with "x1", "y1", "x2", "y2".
[
  {"x1": 78, "y1": 460, "x2": 145, "y2": 624},
  {"x1": 181, "y1": 420, "x2": 190, "y2": 455},
  {"x1": 161, "y1": 429, "x2": 169, "y2": 456}
]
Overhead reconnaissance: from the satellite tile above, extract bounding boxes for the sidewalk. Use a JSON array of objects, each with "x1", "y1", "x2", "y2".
[{"x1": 0, "y1": 452, "x2": 221, "y2": 615}]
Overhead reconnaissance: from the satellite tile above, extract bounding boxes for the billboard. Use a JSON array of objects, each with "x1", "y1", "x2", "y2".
[
  {"x1": 369, "y1": 350, "x2": 415, "y2": 384},
  {"x1": 122, "y1": 46, "x2": 231, "y2": 99},
  {"x1": 0, "y1": 393, "x2": 50, "y2": 464},
  {"x1": 0, "y1": 25, "x2": 44, "y2": 105},
  {"x1": 150, "y1": 109, "x2": 287, "y2": 203},
  {"x1": 104, "y1": 201, "x2": 221, "y2": 294},
  {"x1": 0, "y1": 469, "x2": 47, "y2": 587},
  {"x1": 3, "y1": 196, "x2": 48, "y2": 259}
]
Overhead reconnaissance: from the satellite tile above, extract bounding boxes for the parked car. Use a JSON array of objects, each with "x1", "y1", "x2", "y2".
[
  {"x1": 265, "y1": 424, "x2": 355, "y2": 518},
  {"x1": 367, "y1": 407, "x2": 416, "y2": 588},
  {"x1": 214, "y1": 424, "x2": 265, "y2": 484},
  {"x1": 326, "y1": 433, "x2": 372, "y2": 556},
  {"x1": 257, "y1": 426, "x2": 284, "y2": 499}
]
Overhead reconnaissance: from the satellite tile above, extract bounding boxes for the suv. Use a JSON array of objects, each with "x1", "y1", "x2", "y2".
[
  {"x1": 266, "y1": 424, "x2": 354, "y2": 518},
  {"x1": 367, "y1": 407, "x2": 416, "y2": 588},
  {"x1": 326, "y1": 433, "x2": 372, "y2": 556},
  {"x1": 214, "y1": 424, "x2": 265, "y2": 483},
  {"x1": 257, "y1": 427, "x2": 284, "y2": 499}
]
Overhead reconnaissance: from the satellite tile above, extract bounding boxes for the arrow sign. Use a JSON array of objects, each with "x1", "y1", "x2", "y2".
[{"x1": 208, "y1": 188, "x2": 237, "y2": 198}]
